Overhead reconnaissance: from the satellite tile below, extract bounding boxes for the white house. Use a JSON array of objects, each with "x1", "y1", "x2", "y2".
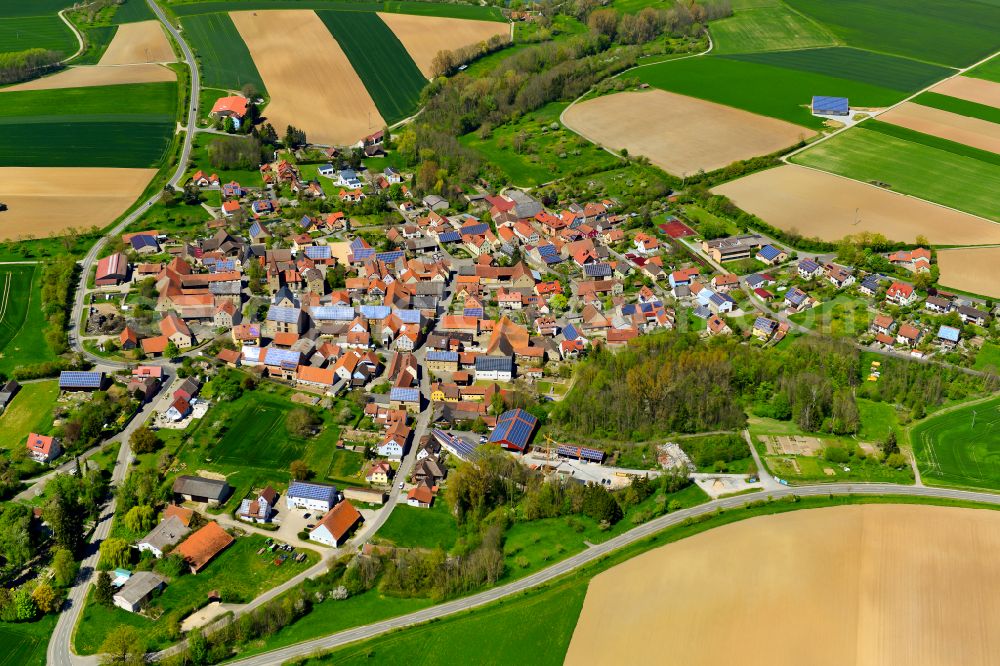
[
  {"x1": 137, "y1": 515, "x2": 190, "y2": 559},
  {"x1": 308, "y1": 500, "x2": 362, "y2": 547},
  {"x1": 113, "y1": 572, "x2": 166, "y2": 613},
  {"x1": 285, "y1": 480, "x2": 338, "y2": 512},
  {"x1": 337, "y1": 169, "x2": 362, "y2": 189},
  {"x1": 474, "y1": 356, "x2": 513, "y2": 382}
]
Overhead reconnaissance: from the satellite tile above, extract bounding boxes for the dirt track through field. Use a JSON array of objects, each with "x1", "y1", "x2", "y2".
[
  {"x1": 231, "y1": 10, "x2": 384, "y2": 146},
  {"x1": 564, "y1": 90, "x2": 812, "y2": 175},
  {"x1": 936, "y1": 247, "x2": 1000, "y2": 298},
  {"x1": 0, "y1": 167, "x2": 156, "y2": 240},
  {"x1": 931, "y1": 76, "x2": 1000, "y2": 110},
  {"x1": 567, "y1": 504, "x2": 1000, "y2": 666},
  {"x1": 879, "y1": 102, "x2": 1000, "y2": 154},
  {"x1": 377, "y1": 12, "x2": 509, "y2": 78},
  {"x1": 99, "y1": 20, "x2": 175, "y2": 65},
  {"x1": 0, "y1": 63, "x2": 175, "y2": 91},
  {"x1": 715, "y1": 165, "x2": 1000, "y2": 244}
]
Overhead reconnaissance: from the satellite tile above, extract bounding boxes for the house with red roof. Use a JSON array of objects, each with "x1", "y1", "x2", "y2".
[
  {"x1": 886, "y1": 281, "x2": 917, "y2": 306},
  {"x1": 26, "y1": 433, "x2": 61, "y2": 463},
  {"x1": 210, "y1": 95, "x2": 249, "y2": 126},
  {"x1": 96, "y1": 252, "x2": 129, "y2": 286}
]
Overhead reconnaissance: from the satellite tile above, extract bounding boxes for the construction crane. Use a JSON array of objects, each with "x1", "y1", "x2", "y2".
[{"x1": 542, "y1": 434, "x2": 560, "y2": 462}]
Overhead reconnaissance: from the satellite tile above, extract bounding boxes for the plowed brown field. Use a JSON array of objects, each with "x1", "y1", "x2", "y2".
[
  {"x1": 931, "y1": 76, "x2": 1000, "y2": 110},
  {"x1": 0, "y1": 63, "x2": 175, "y2": 91},
  {"x1": 0, "y1": 167, "x2": 156, "y2": 240},
  {"x1": 714, "y1": 165, "x2": 1000, "y2": 244},
  {"x1": 567, "y1": 504, "x2": 1000, "y2": 666},
  {"x1": 99, "y1": 20, "x2": 175, "y2": 65},
  {"x1": 879, "y1": 102, "x2": 1000, "y2": 154},
  {"x1": 936, "y1": 247, "x2": 1000, "y2": 298},
  {"x1": 231, "y1": 10, "x2": 384, "y2": 146},
  {"x1": 377, "y1": 12, "x2": 509, "y2": 78}
]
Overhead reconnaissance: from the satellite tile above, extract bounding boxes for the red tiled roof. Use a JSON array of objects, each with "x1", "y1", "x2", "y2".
[
  {"x1": 312, "y1": 500, "x2": 361, "y2": 542},
  {"x1": 175, "y1": 522, "x2": 234, "y2": 573}
]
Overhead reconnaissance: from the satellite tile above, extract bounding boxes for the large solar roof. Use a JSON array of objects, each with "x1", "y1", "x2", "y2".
[
  {"x1": 390, "y1": 387, "x2": 420, "y2": 402},
  {"x1": 375, "y1": 250, "x2": 404, "y2": 263},
  {"x1": 263, "y1": 347, "x2": 301, "y2": 366},
  {"x1": 304, "y1": 245, "x2": 332, "y2": 259},
  {"x1": 426, "y1": 350, "x2": 458, "y2": 362},
  {"x1": 287, "y1": 481, "x2": 337, "y2": 500},
  {"x1": 360, "y1": 305, "x2": 390, "y2": 320},
  {"x1": 438, "y1": 231, "x2": 461, "y2": 243},
  {"x1": 59, "y1": 371, "x2": 103, "y2": 388},
  {"x1": 557, "y1": 445, "x2": 605, "y2": 463},
  {"x1": 267, "y1": 305, "x2": 301, "y2": 324},
  {"x1": 395, "y1": 309, "x2": 422, "y2": 324},
  {"x1": 432, "y1": 429, "x2": 477, "y2": 460},
  {"x1": 489, "y1": 408, "x2": 538, "y2": 450},
  {"x1": 475, "y1": 356, "x2": 512, "y2": 372},
  {"x1": 311, "y1": 306, "x2": 355, "y2": 321}
]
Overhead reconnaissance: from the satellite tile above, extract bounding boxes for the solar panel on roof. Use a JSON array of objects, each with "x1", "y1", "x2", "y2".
[
  {"x1": 352, "y1": 248, "x2": 375, "y2": 260},
  {"x1": 267, "y1": 306, "x2": 300, "y2": 323},
  {"x1": 476, "y1": 356, "x2": 512, "y2": 372},
  {"x1": 249, "y1": 222, "x2": 263, "y2": 238},
  {"x1": 287, "y1": 481, "x2": 337, "y2": 500},
  {"x1": 426, "y1": 350, "x2": 458, "y2": 362},
  {"x1": 211, "y1": 260, "x2": 235, "y2": 272},
  {"x1": 264, "y1": 347, "x2": 300, "y2": 366},
  {"x1": 350, "y1": 237, "x2": 369, "y2": 250},
  {"x1": 432, "y1": 430, "x2": 477, "y2": 460},
  {"x1": 360, "y1": 305, "x2": 390, "y2": 319},
  {"x1": 556, "y1": 445, "x2": 605, "y2": 463},
  {"x1": 304, "y1": 246, "x2": 332, "y2": 259},
  {"x1": 131, "y1": 235, "x2": 157, "y2": 249},
  {"x1": 395, "y1": 309, "x2": 421, "y2": 324},
  {"x1": 460, "y1": 224, "x2": 488, "y2": 236},
  {"x1": 311, "y1": 306, "x2": 356, "y2": 321},
  {"x1": 376, "y1": 250, "x2": 404, "y2": 263},
  {"x1": 563, "y1": 323, "x2": 579, "y2": 341},
  {"x1": 59, "y1": 371, "x2": 103, "y2": 388},
  {"x1": 537, "y1": 244, "x2": 559, "y2": 256},
  {"x1": 584, "y1": 263, "x2": 611, "y2": 277},
  {"x1": 390, "y1": 387, "x2": 420, "y2": 402},
  {"x1": 438, "y1": 232, "x2": 461, "y2": 243},
  {"x1": 463, "y1": 307, "x2": 484, "y2": 318}
]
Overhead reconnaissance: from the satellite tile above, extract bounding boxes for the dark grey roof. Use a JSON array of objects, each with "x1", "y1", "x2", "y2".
[
  {"x1": 114, "y1": 572, "x2": 165, "y2": 606},
  {"x1": 139, "y1": 515, "x2": 190, "y2": 551},
  {"x1": 172, "y1": 475, "x2": 230, "y2": 500}
]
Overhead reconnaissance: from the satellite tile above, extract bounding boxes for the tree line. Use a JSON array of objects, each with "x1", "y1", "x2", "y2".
[{"x1": 0, "y1": 49, "x2": 62, "y2": 86}]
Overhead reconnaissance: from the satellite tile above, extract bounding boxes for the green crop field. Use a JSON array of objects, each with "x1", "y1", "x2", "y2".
[
  {"x1": 0, "y1": 265, "x2": 56, "y2": 375},
  {"x1": 111, "y1": 0, "x2": 155, "y2": 23},
  {"x1": 783, "y1": 0, "x2": 1000, "y2": 68},
  {"x1": 966, "y1": 59, "x2": 1000, "y2": 84},
  {"x1": 724, "y1": 47, "x2": 953, "y2": 93},
  {"x1": 710, "y1": 2, "x2": 836, "y2": 54},
  {"x1": 382, "y1": 1, "x2": 505, "y2": 20},
  {"x1": 0, "y1": 381, "x2": 58, "y2": 449},
  {"x1": 170, "y1": 1, "x2": 501, "y2": 21},
  {"x1": 317, "y1": 10, "x2": 426, "y2": 124},
  {"x1": 790, "y1": 121, "x2": 1000, "y2": 221},
  {"x1": 912, "y1": 396, "x2": 1000, "y2": 491},
  {"x1": 0, "y1": 15, "x2": 77, "y2": 55},
  {"x1": 181, "y1": 12, "x2": 265, "y2": 91},
  {"x1": 0, "y1": 616, "x2": 56, "y2": 666},
  {"x1": 635, "y1": 56, "x2": 906, "y2": 129},
  {"x1": 0, "y1": 82, "x2": 177, "y2": 167},
  {"x1": 912, "y1": 91, "x2": 1000, "y2": 126},
  {"x1": 71, "y1": 25, "x2": 118, "y2": 65}
]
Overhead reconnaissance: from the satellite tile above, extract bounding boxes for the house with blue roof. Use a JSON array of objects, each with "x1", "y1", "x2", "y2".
[
  {"x1": 130, "y1": 234, "x2": 159, "y2": 255},
  {"x1": 264, "y1": 305, "x2": 304, "y2": 336},
  {"x1": 752, "y1": 317, "x2": 779, "y2": 340},
  {"x1": 797, "y1": 259, "x2": 822, "y2": 279},
  {"x1": 709, "y1": 292, "x2": 736, "y2": 314},
  {"x1": 859, "y1": 274, "x2": 883, "y2": 297},
  {"x1": 489, "y1": 409, "x2": 538, "y2": 452},
  {"x1": 784, "y1": 287, "x2": 810, "y2": 311},
  {"x1": 286, "y1": 481, "x2": 338, "y2": 512},
  {"x1": 937, "y1": 325, "x2": 961, "y2": 348},
  {"x1": 390, "y1": 386, "x2": 421, "y2": 413}
]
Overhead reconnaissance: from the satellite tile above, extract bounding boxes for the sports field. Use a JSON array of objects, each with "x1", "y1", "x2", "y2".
[
  {"x1": 232, "y1": 9, "x2": 384, "y2": 145},
  {"x1": 936, "y1": 247, "x2": 1000, "y2": 299},
  {"x1": 97, "y1": 19, "x2": 174, "y2": 65},
  {"x1": 0, "y1": 381, "x2": 58, "y2": 451},
  {"x1": 878, "y1": 102, "x2": 1000, "y2": 155},
  {"x1": 0, "y1": 166, "x2": 157, "y2": 239},
  {"x1": 568, "y1": 504, "x2": 1000, "y2": 665},
  {"x1": 714, "y1": 164, "x2": 1000, "y2": 244},
  {"x1": 635, "y1": 56, "x2": 908, "y2": 130},
  {"x1": 929, "y1": 76, "x2": 1000, "y2": 111},
  {"x1": 563, "y1": 89, "x2": 811, "y2": 175},
  {"x1": 316, "y1": 10, "x2": 425, "y2": 123},
  {"x1": 710, "y1": 2, "x2": 836, "y2": 54},
  {"x1": 180, "y1": 12, "x2": 265, "y2": 91},
  {"x1": 790, "y1": 122, "x2": 1000, "y2": 222},
  {"x1": 378, "y1": 12, "x2": 510, "y2": 78},
  {"x1": 912, "y1": 396, "x2": 1000, "y2": 491},
  {"x1": 783, "y1": 0, "x2": 1000, "y2": 67}
]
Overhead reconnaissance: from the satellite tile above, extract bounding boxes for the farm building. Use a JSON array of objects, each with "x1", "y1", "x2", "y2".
[
  {"x1": 812, "y1": 96, "x2": 849, "y2": 116},
  {"x1": 95, "y1": 252, "x2": 129, "y2": 286},
  {"x1": 58, "y1": 371, "x2": 105, "y2": 392},
  {"x1": 286, "y1": 480, "x2": 339, "y2": 512},
  {"x1": 489, "y1": 408, "x2": 539, "y2": 452},
  {"x1": 174, "y1": 521, "x2": 234, "y2": 574},
  {"x1": 210, "y1": 95, "x2": 249, "y2": 127},
  {"x1": 309, "y1": 500, "x2": 362, "y2": 547},
  {"x1": 172, "y1": 475, "x2": 231, "y2": 506},
  {"x1": 137, "y1": 515, "x2": 191, "y2": 558},
  {"x1": 113, "y1": 572, "x2": 166, "y2": 613}
]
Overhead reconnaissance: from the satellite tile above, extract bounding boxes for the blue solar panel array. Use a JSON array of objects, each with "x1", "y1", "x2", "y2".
[
  {"x1": 59, "y1": 371, "x2": 103, "y2": 389},
  {"x1": 460, "y1": 224, "x2": 489, "y2": 236},
  {"x1": 438, "y1": 231, "x2": 461, "y2": 243},
  {"x1": 426, "y1": 350, "x2": 458, "y2": 362},
  {"x1": 754, "y1": 317, "x2": 777, "y2": 332},
  {"x1": 300, "y1": 215, "x2": 315, "y2": 230},
  {"x1": 563, "y1": 323, "x2": 580, "y2": 341},
  {"x1": 210, "y1": 260, "x2": 235, "y2": 273},
  {"x1": 311, "y1": 306, "x2": 355, "y2": 321},
  {"x1": 376, "y1": 250, "x2": 405, "y2": 263},
  {"x1": 249, "y1": 221, "x2": 264, "y2": 238},
  {"x1": 475, "y1": 356, "x2": 512, "y2": 372},
  {"x1": 556, "y1": 445, "x2": 605, "y2": 463},
  {"x1": 463, "y1": 307, "x2": 484, "y2": 318},
  {"x1": 267, "y1": 305, "x2": 301, "y2": 324},
  {"x1": 353, "y1": 248, "x2": 376, "y2": 261},
  {"x1": 757, "y1": 244, "x2": 782, "y2": 261},
  {"x1": 395, "y1": 309, "x2": 422, "y2": 324},
  {"x1": 130, "y1": 235, "x2": 158, "y2": 250},
  {"x1": 489, "y1": 408, "x2": 538, "y2": 450},
  {"x1": 304, "y1": 245, "x2": 332, "y2": 260},
  {"x1": 390, "y1": 387, "x2": 420, "y2": 402},
  {"x1": 264, "y1": 347, "x2": 301, "y2": 367},
  {"x1": 350, "y1": 237, "x2": 369, "y2": 251},
  {"x1": 287, "y1": 481, "x2": 337, "y2": 501},
  {"x1": 537, "y1": 244, "x2": 559, "y2": 257},
  {"x1": 360, "y1": 305, "x2": 390, "y2": 320},
  {"x1": 432, "y1": 429, "x2": 476, "y2": 460}
]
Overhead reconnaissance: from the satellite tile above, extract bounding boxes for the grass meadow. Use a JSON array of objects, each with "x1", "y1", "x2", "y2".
[
  {"x1": 0, "y1": 15, "x2": 77, "y2": 55},
  {"x1": 783, "y1": 0, "x2": 1000, "y2": 67},
  {"x1": 710, "y1": 2, "x2": 837, "y2": 54},
  {"x1": 973, "y1": 342, "x2": 1000, "y2": 373},
  {"x1": 0, "y1": 381, "x2": 59, "y2": 450},
  {"x1": 635, "y1": 56, "x2": 906, "y2": 129},
  {"x1": 317, "y1": 10, "x2": 426, "y2": 124},
  {"x1": 790, "y1": 121, "x2": 1000, "y2": 222},
  {"x1": 377, "y1": 499, "x2": 459, "y2": 550},
  {"x1": 181, "y1": 12, "x2": 266, "y2": 91},
  {"x1": 0, "y1": 265, "x2": 56, "y2": 374},
  {"x1": 912, "y1": 395, "x2": 1000, "y2": 491}
]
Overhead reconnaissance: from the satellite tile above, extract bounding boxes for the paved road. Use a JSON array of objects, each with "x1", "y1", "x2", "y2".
[{"x1": 225, "y1": 482, "x2": 1000, "y2": 665}]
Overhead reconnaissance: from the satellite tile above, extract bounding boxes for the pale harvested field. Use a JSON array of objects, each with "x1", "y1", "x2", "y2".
[
  {"x1": 564, "y1": 90, "x2": 813, "y2": 175},
  {"x1": 567, "y1": 505, "x2": 1000, "y2": 666},
  {"x1": 937, "y1": 247, "x2": 1000, "y2": 298},
  {"x1": 0, "y1": 63, "x2": 175, "y2": 92},
  {"x1": 0, "y1": 167, "x2": 155, "y2": 240},
  {"x1": 879, "y1": 102, "x2": 1000, "y2": 154},
  {"x1": 231, "y1": 10, "x2": 383, "y2": 146},
  {"x1": 715, "y1": 165, "x2": 1000, "y2": 244},
  {"x1": 377, "y1": 12, "x2": 509, "y2": 78},
  {"x1": 931, "y1": 76, "x2": 1000, "y2": 110},
  {"x1": 99, "y1": 20, "x2": 175, "y2": 65}
]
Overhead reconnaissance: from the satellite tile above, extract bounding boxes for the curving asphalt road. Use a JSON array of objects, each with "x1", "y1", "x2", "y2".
[
  {"x1": 47, "y1": 1, "x2": 201, "y2": 663},
  {"x1": 223, "y1": 482, "x2": 1000, "y2": 666}
]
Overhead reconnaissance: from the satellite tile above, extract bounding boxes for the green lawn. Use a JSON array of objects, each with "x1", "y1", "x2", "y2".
[
  {"x1": 0, "y1": 381, "x2": 58, "y2": 449},
  {"x1": 790, "y1": 122, "x2": 1000, "y2": 222},
  {"x1": 181, "y1": 12, "x2": 266, "y2": 91},
  {"x1": 0, "y1": 265, "x2": 56, "y2": 374},
  {"x1": 856, "y1": 399, "x2": 901, "y2": 444},
  {"x1": 74, "y1": 534, "x2": 318, "y2": 654},
  {"x1": 377, "y1": 499, "x2": 459, "y2": 550},
  {"x1": 723, "y1": 47, "x2": 953, "y2": 92},
  {"x1": 973, "y1": 342, "x2": 1000, "y2": 373},
  {"x1": 462, "y1": 102, "x2": 620, "y2": 187},
  {"x1": 788, "y1": 295, "x2": 871, "y2": 337},
  {"x1": 0, "y1": 615, "x2": 56, "y2": 666},
  {"x1": 317, "y1": 10, "x2": 426, "y2": 124},
  {"x1": 911, "y1": 395, "x2": 1000, "y2": 491},
  {"x1": 710, "y1": 3, "x2": 837, "y2": 54},
  {"x1": 213, "y1": 400, "x2": 314, "y2": 469},
  {"x1": 911, "y1": 91, "x2": 1000, "y2": 126},
  {"x1": 125, "y1": 197, "x2": 211, "y2": 238},
  {"x1": 186, "y1": 132, "x2": 265, "y2": 187},
  {"x1": 635, "y1": 55, "x2": 907, "y2": 130},
  {"x1": 783, "y1": 0, "x2": 1000, "y2": 67}
]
